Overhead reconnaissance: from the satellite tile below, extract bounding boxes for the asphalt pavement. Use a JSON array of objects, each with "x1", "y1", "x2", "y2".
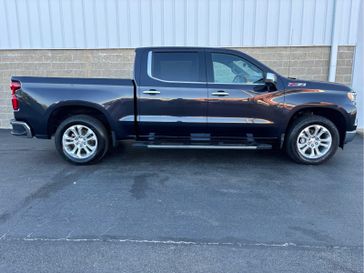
[{"x1": 0, "y1": 129, "x2": 362, "y2": 273}]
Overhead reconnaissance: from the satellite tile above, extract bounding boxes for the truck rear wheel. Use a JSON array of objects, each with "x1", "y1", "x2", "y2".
[
  {"x1": 55, "y1": 115, "x2": 109, "y2": 164},
  {"x1": 285, "y1": 115, "x2": 339, "y2": 164}
]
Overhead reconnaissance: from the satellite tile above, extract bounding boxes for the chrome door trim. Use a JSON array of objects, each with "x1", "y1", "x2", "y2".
[{"x1": 119, "y1": 115, "x2": 273, "y2": 124}]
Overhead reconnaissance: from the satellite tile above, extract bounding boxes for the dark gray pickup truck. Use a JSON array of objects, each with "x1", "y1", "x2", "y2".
[{"x1": 10, "y1": 47, "x2": 357, "y2": 164}]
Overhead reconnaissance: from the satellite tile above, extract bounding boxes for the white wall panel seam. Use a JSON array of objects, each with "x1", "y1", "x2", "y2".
[
  {"x1": 161, "y1": 0, "x2": 165, "y2": 45},
  {"x1": 2, "y1": 0, "x2": 11, "y2": 48},
  {"x1": 275, "y1": 0, "x2": 280, "y2": 46},
  {"x1": 240, "y1": 0, "x2": 244, "y2": 46},
  {"x1": 312, "y1": 0, "x2": 316, "y2": 44},
  {"x1": 14, "y1": 0, "x2": 21, "y2": 48},
  {"x1": 59, "y1": 0, "x2": 65, "y2": 48},
  {"x1": 126, "y1": 0, "x2": 131, "y2": 47},
  {"x1": 184, "y1": 0, "x2": 187, "y2": 45},
  {"x1": 37, "y1": 0, "x2": 44, "y2": 47},
  {"x1": 92, "y1": 0, "x2": 98, "y2": 47},
  {"x1": 115, "y1": 0, "x2": 121, "y2": 48},
  {"x1": 193, "y1": 0, "x2": 197, "y2": 45},
  {"x1": 25, "y1": 0, "x2": 32, "y2": 47}
]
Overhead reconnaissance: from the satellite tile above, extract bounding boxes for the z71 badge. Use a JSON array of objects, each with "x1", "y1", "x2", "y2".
[{"x1": 288, "y1": 82, "x2": 307, "y2": 87}]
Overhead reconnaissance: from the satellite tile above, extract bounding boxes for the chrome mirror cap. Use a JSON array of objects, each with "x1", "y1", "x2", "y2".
[{"x1": 265, "y1": 72, "x2": 277, "y2": 85}]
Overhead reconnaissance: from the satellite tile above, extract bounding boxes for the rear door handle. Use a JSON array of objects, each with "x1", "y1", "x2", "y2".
[
  {"x1": 143, "y1": 90, "x2": 161, "y2": 95},
  {"x1": 212, "y1": 91, "x2": 229, "y2": 96}
]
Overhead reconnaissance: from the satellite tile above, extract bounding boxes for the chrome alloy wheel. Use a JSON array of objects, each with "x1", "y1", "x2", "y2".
[
  {"x1": 62, "y1": 125, "x2": 98, "y2": 160},
  {"x1": 296, "y1": 124, "x2": 332, "y2": 159}
]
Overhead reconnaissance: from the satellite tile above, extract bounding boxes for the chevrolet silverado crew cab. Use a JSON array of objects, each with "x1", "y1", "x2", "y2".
[{"x1": 10, "y1": 47, "x2": 357, "y2": 165}]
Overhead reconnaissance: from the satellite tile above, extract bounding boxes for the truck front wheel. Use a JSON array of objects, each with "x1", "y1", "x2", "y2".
[
  {"x1": 55, "y1": 115, "x2": 109, "y2": 164},
  {"x1": 285, "y1": 115, "x2": 339, "y2": 164}
]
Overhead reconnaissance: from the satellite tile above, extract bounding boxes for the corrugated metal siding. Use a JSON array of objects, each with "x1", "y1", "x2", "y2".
[{"x1": 0, "y1": 0, "x2": 361, "y2": 49}]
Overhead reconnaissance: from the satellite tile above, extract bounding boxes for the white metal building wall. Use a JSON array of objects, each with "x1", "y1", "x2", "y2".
[{"x1": 0, "y1": 0, "x2": 361, "y2": 49}]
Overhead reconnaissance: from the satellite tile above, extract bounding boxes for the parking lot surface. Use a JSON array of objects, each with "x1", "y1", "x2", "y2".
[{"x1": 0, "y1": 129, "x2": 362, "y2": 273}]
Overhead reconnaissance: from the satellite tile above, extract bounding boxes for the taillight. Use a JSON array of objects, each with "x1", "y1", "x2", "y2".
[{"x1": 10, "y1": 81, "x2": 21, "y2": 111}]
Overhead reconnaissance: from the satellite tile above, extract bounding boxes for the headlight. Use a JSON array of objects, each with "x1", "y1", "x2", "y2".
[{"x1": 347, "y1": 90, "x2": 357, "y2": 105}]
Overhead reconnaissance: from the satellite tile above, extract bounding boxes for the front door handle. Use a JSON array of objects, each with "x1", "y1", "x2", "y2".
[
  {"x1": 212, "y1": 91, "x2": 229, "y2": 96},
  {"x1": 143, "y1": 90, "x2": 161, "y2": 95}
]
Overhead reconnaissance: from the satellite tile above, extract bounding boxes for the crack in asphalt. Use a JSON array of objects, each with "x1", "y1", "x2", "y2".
[{"x1": 0, "y1": 236, "x2": 362, "y2": 250}]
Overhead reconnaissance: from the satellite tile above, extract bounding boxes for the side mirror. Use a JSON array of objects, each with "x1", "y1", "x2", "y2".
[{"x1": 265, "y1": 72, "x2": 277, "y2": 85}]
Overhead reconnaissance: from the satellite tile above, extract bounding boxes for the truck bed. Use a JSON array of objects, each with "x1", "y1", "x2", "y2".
[{"x1": 11, "y1": 76, "x2": 135, "y2": 139}]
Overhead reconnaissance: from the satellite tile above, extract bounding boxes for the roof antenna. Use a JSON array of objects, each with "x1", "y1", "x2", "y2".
[{"x1": 288, "y1": 27, "x2": 294, "y2": 79}]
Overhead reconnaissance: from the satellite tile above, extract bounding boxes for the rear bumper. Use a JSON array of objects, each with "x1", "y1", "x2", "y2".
[
  {"x1": 344, "y1": 130, "x2": 356, "y2": 144},
  {"x1": 10, "y1": 119, "x2": 33, "y2": 138}
]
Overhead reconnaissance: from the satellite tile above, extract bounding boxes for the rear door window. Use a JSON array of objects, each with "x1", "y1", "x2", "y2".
[{"x1": 150, "y1": 52, "x2": 202, "y2": 82}]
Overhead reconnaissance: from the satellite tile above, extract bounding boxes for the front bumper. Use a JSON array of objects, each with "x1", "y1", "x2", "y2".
[
  {"x1": 10, "y1": 119, "x2": 33, "y2": 138},
  {"x1": 344, "y1": 130, "x2": 356, "y2": 144}
]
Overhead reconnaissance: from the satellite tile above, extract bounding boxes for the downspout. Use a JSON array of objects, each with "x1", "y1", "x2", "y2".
[
  {"x1": 352, "y1": 0, "x2": 363, "y2": 128},
  {"x1": 328, "y1": 0, "x2": 338, "y2": 82}
]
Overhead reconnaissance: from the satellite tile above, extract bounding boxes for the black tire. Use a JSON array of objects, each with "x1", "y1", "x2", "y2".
[
  {"x1": 285, "y1": 115, "x2": 339, "y2": 165},
  {"x1": 55, "y1": 115, "x2": 110, "y2": 164}
]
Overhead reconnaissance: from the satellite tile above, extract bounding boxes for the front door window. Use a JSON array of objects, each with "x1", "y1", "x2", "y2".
[{"x1": 211, "y1": 53, "x2": 264, "y2": 85}]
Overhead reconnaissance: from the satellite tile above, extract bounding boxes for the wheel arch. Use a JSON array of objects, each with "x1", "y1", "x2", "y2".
[
  {"x1": 46, "y1": 101, "x2": 115, "y2": 138},
  {"x1": 284, "y1": 106, "x2": 347, "y2": 148}
]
